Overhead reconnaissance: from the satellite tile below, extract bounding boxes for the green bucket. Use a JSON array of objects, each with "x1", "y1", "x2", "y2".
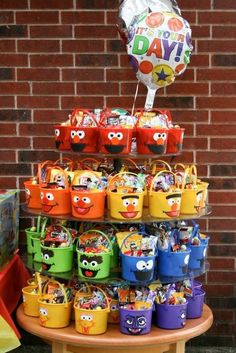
[
  {"x1": 40, "y1": 225, "x2": 74, "y2": 273},
  {"x1": 30, "y1": 217, "x2": 48, "y2": 262},
  {"x1": 77, "y1": 230, "x2": 113, "y2": 280},
  {"x1": 25, "y1": 216, "x2": 47, "y2": 254}
]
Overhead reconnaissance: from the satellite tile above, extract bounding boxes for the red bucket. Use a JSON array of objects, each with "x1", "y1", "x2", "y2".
[
  {"x1": 54, "y1": 125, "x2": 71, "y2": 151},
  {"x1": 24, "y1": 180, "x2": 41, "y2": 209},
  {"x1": 136, "y1": 127, "x2": 168, "y2": 154},
  {"x1": 166, "y1": 127, "x2": 185, "y2": 154},
  {"x1": 69, "y1": 126, "x2": 99, "y2": 153},
  {"x1": 99, "y1": 127, "x2": 133, "y2": 154}
]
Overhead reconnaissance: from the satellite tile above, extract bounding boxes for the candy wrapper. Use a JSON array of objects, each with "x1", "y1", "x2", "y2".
[{"x1": 118, "y1": 0, "x2": 193, "y2": 109}]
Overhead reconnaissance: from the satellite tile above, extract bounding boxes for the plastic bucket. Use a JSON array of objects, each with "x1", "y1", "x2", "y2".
[
  {"x1": 76, "y1": 230, "x2": 113, "y2": 279},
  {"x1": 158, "y1": 249, "x2": 191, "y2": 277},
  {"x1": 22, "y1": 285, "x2": 40, "y2": 317},
  {"x1": 40, "y1": 187, "x2": 71, "y2": 215},
  {"x1": 188, "y1": 240, "x2": 209, "y2": 269},
  {"x1": 166, "y1": 127, "x2": 185, "y2": 154},
  {"x1": 186, "y1": 288, "x2": 205, "y2": 319},
  {"x1": 136, "y1": 127, "x2": 168, "y2": 154},
  {"x1": 98, "y1": 127, "x2": 133, "y2": 154},
  {"x1": 25, "y1": 228, "x2": 38, "y2": 254},
  {"x1": 119, "y1": 307, "x2": 153, "y2": 335},
  {"x1": 31, "y1": 235, "x2": 42, "y2": 262},
  {"x1": 108, "y1": 299, "x2": 119, "y2": 324},
  {"x1": 74, "y1": 286, "x2": 110, "y2": 335},
  {"x1": 69, "y1": 126, "x2": 99, "y2": 153},
  {"x1": 71, "y1": 189, "x2": 105, "y2": 219},
  {"x1": 38, "y1": 280, "x2": 72, "y2": 328},
  {"x1": 41, "y1": 244, "x2": 74, "y2": 273},
  {"x1": 108, "y1": 191, "x2": 145, "y2": 220},
  {"x1": 54, "y1": 125, "x2": 71, "y2": 151},
  {"x1": 155, "y1": 301, "x2": 187, "y2": 329},
  {"x1": 24, "y1": 181, "x2": 41, "y2": 209},
  {"x1": 180, "y1": 187, "x2": 205, "y2": 215}
]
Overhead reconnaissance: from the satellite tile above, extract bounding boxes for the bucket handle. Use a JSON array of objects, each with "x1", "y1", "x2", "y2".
[
  {"x1": 77, "y1": 229, "x2": 113, "y2": 254},
  {"x1": 54, "y1": 157, "x2": 77, "y2": 171},
  {"x1": 107, "y1": 171, "x2": 145, "y2": 192},
  {"x1": 37, "y1": 160, "x2": 54, "y2": 184},
  {"x1": 149, "y1": 170, "x2": 182, "y2": 194},
  {"x1": 80, "y1": 157, "x2": 102, "y2": 171},
  {"x1": 41, "y1": 279, "x2": 70, "y2": 307},
  {"x1": 120, "y1": 231, "x2": 157, "y2": 255},
  {"x1": 150, "y1": 159, "x2": 172, "y2": 175},
  {"x1": 75, "y1": 284, "x2": 110, "y2": 311},
  {"x1": 182, "y1": 165, "x2": 198, "y2": 188},
  {"x1": 39, "y1": 165, "x2": 70, "y2": 190}
]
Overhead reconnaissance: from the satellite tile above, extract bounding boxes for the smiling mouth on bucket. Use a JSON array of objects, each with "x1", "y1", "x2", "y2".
[{"x1": 81, "y1": 267, "x2": 99, "y2": 278}]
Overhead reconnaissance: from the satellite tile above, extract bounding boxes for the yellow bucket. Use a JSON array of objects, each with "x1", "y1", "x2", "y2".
[
  {"x1": 74, "y1": 286, "x2": 110, "y2": 335},
  {"x1": 149, "y1": 170, "x2": 182, "y2": 219},
  {"x1": 107, "y1": 172, "x2": 146, "y2": 220},
  {"x1": 22, "y1": 285, "x2": 40, "y2": 317},
  {"x1": 38, "y1": 280, "x2": 72, "y2": 328},
  {"x1": 180, "y1": 165, "x2": 207, "y2": 215}
]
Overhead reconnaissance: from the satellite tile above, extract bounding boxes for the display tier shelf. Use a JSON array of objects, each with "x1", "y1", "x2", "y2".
[
  {"x1": 21, "y1": 203, "x2": 212, "y2": 224},
  {"x1": 16, "y1": 303, "x2": 213, "y2": 353}
]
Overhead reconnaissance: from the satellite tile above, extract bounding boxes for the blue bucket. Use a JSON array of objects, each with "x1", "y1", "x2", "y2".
[
  {"x1": 187, "y1": 222, "x2": 209, "y2": 269},
  {"x1": 158, "y1": 249, "x2": 191, "y2": 277},
  {"x1": 119, "y1": 232, "x2": 157, "y2": 283},
  {"x1": 186, "y1": 288, "x2": 205, "y2": 319}
]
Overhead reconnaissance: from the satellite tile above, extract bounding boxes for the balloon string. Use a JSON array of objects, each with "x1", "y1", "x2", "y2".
[{"x1": 131, "y1": 81, "x2": 140, "y2": 116}]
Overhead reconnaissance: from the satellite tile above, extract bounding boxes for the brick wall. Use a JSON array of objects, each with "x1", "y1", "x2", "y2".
[{"x1": 0, "y1": 0, "x2": 235, "y2": 346}]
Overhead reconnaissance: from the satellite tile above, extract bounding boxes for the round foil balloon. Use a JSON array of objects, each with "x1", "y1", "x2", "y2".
[{"x1": 119, "y1": 1, "x2": 193, "y2": 109}]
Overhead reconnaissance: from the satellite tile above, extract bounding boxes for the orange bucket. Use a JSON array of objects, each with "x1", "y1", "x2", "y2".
[
  {"x1": 24, "y1": 180, "x2": 41, "y2": 209},
  {"x1": 40, "y1": 166, "x2": 71, "y2": 215},
  {"x1": 71, "y1": 170, "x2": 105, "y2": 219}
]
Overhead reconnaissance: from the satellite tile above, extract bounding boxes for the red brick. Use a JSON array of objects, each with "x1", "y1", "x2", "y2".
[
  {"x1": 178, "y1": 0, "x2": 211, "y2": 9},
  {"x1": 208, "y1": 270, "x2": 236, "y2": 283},
  {"x1": 212, "y1": 55, "x2": 236, "y2": 67},
  {"x1": 31, "y1": 0, "x2": 73, "y2": 9},
  {"x1": 107, "y1": 68, "x2": 136, "y2": 81},
  {"x1": 62, "y1": 40, "x2": 104, "y2": 53},
  {"x1": 213, "y1": 0, "x2": 236, "y2": 9},
  {"x1": 0, "y1": 0, "x2": 28, "y2": 9},
  {"x1": 181, "y1": 11, "x2": 197, "y2": 25},
  {"x1": 62, "y1": 69, "x2": 104, "y2": 81},
  {"x1": 19, "y1": 123, "x2": 54, "y2": 136},
  {"x1": 189, "y1": 54, "x2": 210, "y2": 67},
  {"x1": 18, "y1": 40, "x2": 60, "y2": 53},
  {"x1": 210, "y1": 205, "x2": 236, "y2": 217},
  {"x1": 0, "y1": 137, "x2": 30, "y2": 149},
  {"x1": 0, "y1": 11, "x2": 14, "y2": 23},
  {"x1": 61, "y1": 11, "x2": 104, "y2": 24},
  {"x1": 0, "y1": 54, "x2": 28, "y2": 67},
  {"x1": 197, "y1": 69, "x2": 236, "y2": 81},
  {"x1": 61, "y1": 96, "x2": 104, "y2": 109},
  {"x1": 30, "y1": 54, "x2": 73, "y2": 67},
  {"x1": 207, "y1": 232, "x2": 236, "y2": 245},
  {"x1": 196, "y1": 97, "x2": 236, "y2": 109},
  {"x1": 211, "y1": 111, "x2": 236, "y2": 123},
  {"x1": 196, "y1": 124, "x2": 236, "y2": 136},
  {"x1": 199, "y1": 12, "x2": 236, "y2": 24},
  {"x1": 209, "y1": 191, "x2": 236, "y2": 204},
  {"x1": 30, "y1": 25, "x2": 72, "y2": 38},
  {"x1": 0, "y1": 123, "x2": 16, "y2": 135},
  {"x1": 33, "y1": 110, "x2": 70, "y2": 123},
  {"x1": 209, "y1": 219, "x2": 236, "y2": 231},
  {"x1": 182, "y1": 137, "x2": 208, "y2": 150},
  {"x1": 33, "y1": 82, "x2": 74, "y2": 95},
  {"x1": 77, "y1": 82, "x2": 119, "y2": 95},
  {"x1": 191, "y1": 25, "x2": 210, "y2": 38},
  {"x1": 210, "y1": 138, "x2": 236, "y2": 150},
  {"x1": 76, "y1": 54, "x2": 118, "y2": 67},
  {"x1": 0, "y1": 151, "x2": 16, "y2": 162},
  {"x1": 0, "y1": 82, "x2": 29, "y2": 94},
  {"x1": 0, "y1": 96, "x2": 15, "y2": 107},
  {"x1": 197, "y1": 151, "x2": 236, "y2": 163},
  {"x1": 198, "y1": 40, "x2": 236, "y2": 53},
  {"x1": 205, "y1": 283, "x2": 235, "y2": 295},
  {"x1": 172, "y1": 110, "x2": 209, "y2": 123},
  {"x1": 17, "y1": 68, "x2": 59, "y2": 81},
  {"x1": 213, "y1": 310, "x2": 234, "y2": 322},
  {"x1": 166, "y1": 83, "x2": 209, "y2": 95},
  {"x1": 0, "y1": 176, "x2": 17, "y2": 188},
  {"x1": 17, "y1": 96, "x2": 59, "y2": 109},
  {"x1": 33, "y1": 137, "x2": 55, "y2": 149},
  {"x1": 211, "y1": 83, "x2": 236, "y2": 95},
  {"x1": 75, "y1": 25, "x2": 118, "y2": 39},
  {"x1": 16, "y1": 11, "x2": 59, "y2": 24},
  {"x1": 164, "y1": 151, "x2": 194, "y2": 164},
  {"x1": 209, "y1": 323, "x2": 236, "y2": 336},
  {"x1": 213, "y1": 26, "x2": 236, "y2": 39},
  {"x1": 0, "y1": 40, "x2": 15, "y2": 52},
  {"x1": 77, "y1": 0, "x2": 119, "y2": 10}
]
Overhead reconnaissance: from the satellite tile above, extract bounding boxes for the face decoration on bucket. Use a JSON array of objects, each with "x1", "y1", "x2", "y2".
[
  {"x1": 25, "y1": 188, "x2": 31, "y2": 205},
  {"x1": 54, "y1": 127, "x2": 69, "y2": 150},
  {"x1": 79, "y1": 254, "x2": 103, "y2": 278},
  {"x1": 72, "y1": 195, "x2": 93, "y2": 216},
  {"x1": 180, "y1": 254, "x2": 190, "y2": 274},
  {"x1": 146, "y1": 132, "x2": 167, "y2": 153},
  {"x1": 124, "y1": 314, "x2": 147, "y2": 334},
  {"x1": 70, "y1": 130, "x2": 86, "y2": 152},
  {"x1": 109, "y1": 302, "x2": 119, "y2": 322},
  {"x1": 195, "y1": 190, "x2": 203, "y2": 212},
  {"x1": 104, "y1": 131, "x2": 125, "y2": 153},
  {"x1": 179, "y1": 310, "x2": 186, "y2": 326},
  {"x1": 133, "y1": 259, "x2": 154, "y2": 281},
  {"x1": 119, "y1": 195, "x2": 140, "y2": 218},
  {"x1": 41, "y1": 249, "x2": 54, "y2": 271},
  {"x1": 40, "y1": 191, "x2": 58, "y2": 213},
  {"x1": 78, "y1": 314, "x2": 96, "y2": 334},
  {"x1": 39, "y1": 308, "x2": 49, "y2": 326},
  {"x1": 164, "y1": 193, "x2": 181, "y2": 217}
]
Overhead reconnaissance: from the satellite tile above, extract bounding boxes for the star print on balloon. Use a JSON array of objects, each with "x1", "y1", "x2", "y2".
[{"x1": 118, "y1": 0, "x2": 193, "y2": 109}]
